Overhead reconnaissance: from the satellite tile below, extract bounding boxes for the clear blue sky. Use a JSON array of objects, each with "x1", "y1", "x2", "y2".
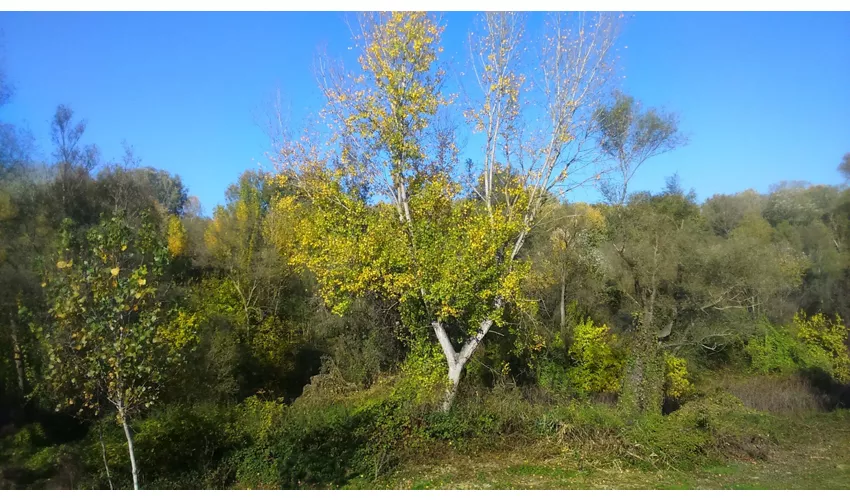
[{"x1": 1, "y1": 12, "x2": 848, "y2": 214}]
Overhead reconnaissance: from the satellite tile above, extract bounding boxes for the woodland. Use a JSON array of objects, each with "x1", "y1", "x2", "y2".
[{"x1": 1, "y1": 12, "x2": 850, "y2": 490}]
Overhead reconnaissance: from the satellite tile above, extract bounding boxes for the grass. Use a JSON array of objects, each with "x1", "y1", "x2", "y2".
[{"x1": 347, "y1": 410, "x2": 850, "y2": 490}]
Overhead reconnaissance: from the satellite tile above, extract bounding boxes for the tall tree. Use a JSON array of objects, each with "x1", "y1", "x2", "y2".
[
  {"x1": 50, "y1": 105, "x2": 99, "y2": 220},
  {"x1": 96, "y1": 165, "x2": 188, "y2": 219},
  {"x1": 589, "y1": 89, "x2": 684, "y2": 415},
  {"x1": 205, "y1": 171, "x2": 286, "y2": 341},
  {"x1": 0, "y1": 77, "x2": 49, "y2": 403},
  {"x1": 204, "y1": 170, "x2": 303, "y2": 396},
  {"x1": 595, "y1": 91, "x2": 685, "y2": 206},
  {"x1": 527, "y1": 201, "x2": 607, "y2": 331},
  {"x1": 269, "y1": 12, "x2": 621, "y2": 410},
  {"x1": 701, "y1": 190, "x2": 763, "y2": 237},
  {"x1": 605, "y1": 189, "x2": 704, "y2": 414}
]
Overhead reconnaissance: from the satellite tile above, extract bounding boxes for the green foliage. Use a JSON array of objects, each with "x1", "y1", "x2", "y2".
[
  {"x1": 95, "y1": 166, "x2": 188, "y2": 218},
  {"x1": 267, "y1": 402, "x2": 374, "y2": 488},
  {"x1": 745, "y1": 314, "x2": 850, "y2": 383},
  {"x1": 535, "y1": 317, "x2": 624, "y2": 398},
  {"x1": 394, "y1": 336, "x2": 448, "y2": 405},
  {"x1": 5, "y1": 13, "x2": 850, "y2": 492},
  {"x1": 745, "y1": 321, "x2": 804, "y2": 376},
  {"x1": 537, "y1": 401, "x2": 625, "y2": 445},
  {"x1": 199, "y1": 171, "x2": 307, "y2": 399},
  {"x1": 131, "y1": 403, "x2": 237, "y2": 488},
  {"x1": 618, "y1": 348, "x2": 665, "y2": 417},
  {"x1": 232, "y1": 396, "x2": 287, "y2": 444},
  {"x1": 234, "y1": 385, "x2": 540, "y2": 488},
  {"x1": 793, "y1": 311, "x2": 850, "y2": 382},
  {"x1": 67, "y1": 400, "x2": 287, "y2": 489},
  {"x1": 0, "y1": 423, "x2": 80, "y2": 489},
  {"x1": 566, "y1": 319, "x2": 624, "y2": 395},
  {"x1": 40, "y1": 212, "x2": 198, "y2": 420},
  {"x1": 627, "y1": 393, "x2": 776, "y2": 468},
  {"x1": 305, "y1": 297, "x2": 404, "y2": 388},
  {"x1": 536, "y1": 358, "x2": 571, "y2": 395}
]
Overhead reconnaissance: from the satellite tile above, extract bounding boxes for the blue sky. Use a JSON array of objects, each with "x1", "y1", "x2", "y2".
[{"x1": 0, "y1": 12, "x2": 848, "y2": 214}]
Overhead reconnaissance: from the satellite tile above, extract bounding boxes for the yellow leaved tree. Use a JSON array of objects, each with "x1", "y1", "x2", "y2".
[{"x1": 267, "y1": 12, "x2": 620, "y2": 410}]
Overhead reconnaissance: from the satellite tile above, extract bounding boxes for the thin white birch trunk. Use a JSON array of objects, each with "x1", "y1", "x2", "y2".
[{"x1": 120, "y1": 410, "x2": 139, "y2": 490}]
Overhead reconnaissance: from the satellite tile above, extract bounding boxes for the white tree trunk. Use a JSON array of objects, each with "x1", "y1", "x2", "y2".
[
  {"x1": 443, "y1": 363, "x2": 463, "y2": 412},
  {"x1": 559, "y1": 273, "x2": 567, "y2": 330},
  {"x1": 432, "y1": 319, "x2": 493, "y2": 411},
  {"x1": 120, "y1": 411, "x2": 139, "y2": 490},
  {"x1": 99, "y1": 424, "x2": 114, "y2": 490},
  {"x1": 10, "y1": 318, "x2": 25, "y2": 393}
]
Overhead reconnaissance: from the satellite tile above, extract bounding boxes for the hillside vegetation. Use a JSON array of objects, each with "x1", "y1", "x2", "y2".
[{"x1": 2, "y1": 12, "x2": 849, "y2": 490}]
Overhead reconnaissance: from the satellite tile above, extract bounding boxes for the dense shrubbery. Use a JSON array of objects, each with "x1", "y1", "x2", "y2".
[
  {"x1": 537, "y1": 392, "x2": 777, "y2": 469},
  {"x1": 536, "y1": 318, "x2": 624, "y2": 398},
  {"x1": 745, "y1": 313, "x2": 850, "y2": 382}
]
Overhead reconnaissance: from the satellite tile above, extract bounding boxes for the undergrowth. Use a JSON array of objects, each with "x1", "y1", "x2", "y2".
[{"x1": 0, "y1": 372, "x2": 834, "y2": 490}]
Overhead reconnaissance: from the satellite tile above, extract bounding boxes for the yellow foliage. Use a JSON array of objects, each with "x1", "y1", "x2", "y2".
[
  {"x1": 663, "y1": 353, "x2": 693, "y2": 399},
  {"x1": 157, "y1": 310, "x2": 199, "y2": 352},
  {"x1": 793, "y1": 311, "x2": 850, "y2": 383},
  {"x1": 566, "y1": 318, "x2": 624, "y2": 395},
  {"x1": 166, "y1": 215, "x2": 188, "y2": 257}
]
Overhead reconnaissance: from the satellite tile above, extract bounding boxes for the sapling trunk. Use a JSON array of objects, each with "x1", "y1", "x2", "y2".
[
  {"x1": 99, "y1": 424, "x2": 114, "y2": 490},
  {"x1": 10, "y1": 318, "x2": 25, "y2": 393},
  {"x1": 120, "y1": 411, "x2": 139, "y2": 490},
  {"x1": 559, "y1": 274, "x2": 567, "y2": 330}
]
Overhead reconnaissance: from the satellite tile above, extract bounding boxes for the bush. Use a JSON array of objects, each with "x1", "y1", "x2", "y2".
[
  {"x1": 745, "y1": 321, "x2": 805, "y2": 375},
  {"x1": 125, "y1": 404, "x2": 239, "y2": 488},
  {"x1": 236, "y1": 382, "x2": 420, "y2": 489},
  {"x1": 227, "y1": 396, "x2": 288, "y2": 489},
  {"x1": 537, "y1": 358, "x2": 572, "y2": 395},
  {"x1": 793, "y1": 311, "x2": 850, "y2": 383},
  {"x1": 353, "y1": 397, "x2": 423, "y2": 480},
  {"x1": 537, "y1": 318, "x2": 624, "y2": 398},
  {"x1": 297, "y1": 356, "x2": 360, "y2": 405},
  {"x1": 566, "y1": 318, "x2": 624, "y2": 395},
  {"x1": 663, "y1": 353, "x2": 693, "y2": 399},
  {"x1": 631, "y1": 393, "x2": 777, "y2": 467},
  {"x1": 68, "y1": 403, "x2": 262, "y2": 489},
  {"x1": 393, "y1": 337, "x2": 448, "y2": 406},
  {"x1": 0, "y1": 423, "x2": 80, "y2": 489},
  {"x1": 745, "y1": 314, "x2": 850, "y2": 383},
  {"x1": 538, "y1": 401, "x2": 624, "y2": 452},
  {"x1": 424, "y1": 384, "x2": 539, "y2": 446},
  {"x1": 269, "y1": 401, "x2": 375, "y2": 488},
  {"x1": 306, "y1": 297, "x2": 404, "y2": 389},
  {"x1": 538, "y1": 393, "x2": 777, "y2": 470}
]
